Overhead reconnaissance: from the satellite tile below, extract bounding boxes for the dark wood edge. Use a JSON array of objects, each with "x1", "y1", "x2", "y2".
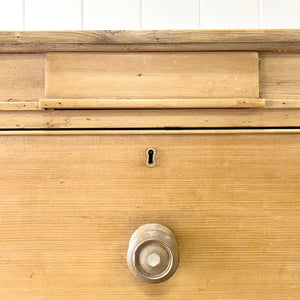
[
  {"x1": 1, "y1": 129, "x2": 300, "y2": 136},
  {"x1": 1, "y1": 42, "x2": 300, "y2": 52},
  {"x1": 0, "y1": 30, "x2": 300, "y2": 52},
  {"x1": 2, "y1": 30, "x2": 300, "y2": 44}
]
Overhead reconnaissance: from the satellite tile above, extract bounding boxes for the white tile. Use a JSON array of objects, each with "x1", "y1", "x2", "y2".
[
  {"x1": 0, "y1": 0, "x2": 23, "y2": 30},
  {"x1": 202, "y1": 0, "x2": 259, "y2": 29},
  {"x1": 261, "y1": 0, "x2": 300, "y2": 28},
  {"x1": 83, "y1": 0, "x2": 140, "y2": 30},
  {"x1": 25, "y1": 0, "x2": 81, "y2": 30},
  {"x1": 142, "y1": 0, "x2": 199, "y2": 29}
]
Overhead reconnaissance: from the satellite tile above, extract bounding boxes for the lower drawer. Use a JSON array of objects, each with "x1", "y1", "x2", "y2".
[{"x1": 0, "y1": 130, "x2": 299, "y2": 299}]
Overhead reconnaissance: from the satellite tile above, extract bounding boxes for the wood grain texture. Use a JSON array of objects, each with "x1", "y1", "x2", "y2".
[
  {"x1": 40, "y1": 98, "x2": 265, "y2": 109},
  {"x1": 1, "y1": 30, "x2": 300, "y2": 52},
  {"x1": 2, "y1": 99, "x2": 300, "y2": 111},
  {"x1": 265, "y1": 99, "x2": 300, "y2": 108},
  {"x1": 0, "y1": 54, "x2": 45, "y2": 102},
  {"x1": 46, "y1": 52, "x2": 259, "y2": 99},
  {"x1": 0, "y1": 102, "x2": 40, "y2": 110},
  {"x1": 1, "y1": 109, "x2": 300, "y2": 129},
  {"x1": 2, "y1": 43, "x2": 300, "y2": 53},
  {"x1": 0, "y1": 132, "x2": 299, "y2": 299},
  {"x1": 1, "y1": 30, "x2": 300, "y2": 44},
  {"x1": 260, "y1": 52, "x2": 300, "y2": 99}
]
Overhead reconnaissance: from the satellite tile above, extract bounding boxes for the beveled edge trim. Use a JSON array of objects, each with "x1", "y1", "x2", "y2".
[
  {"x1": 2, "y1": 99, "x2": 300, "y2": 111},
  {"x1": 0, "y1": 129, "x2": 300, "y2": 136},
  {"x1": 39, "y1": 99, "x2": 265, "y2": 109}
]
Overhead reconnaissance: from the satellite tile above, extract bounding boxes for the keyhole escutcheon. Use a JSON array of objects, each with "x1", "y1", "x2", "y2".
[{"x1": 146, "y1": 148, "x2": 156, "y2": 167}]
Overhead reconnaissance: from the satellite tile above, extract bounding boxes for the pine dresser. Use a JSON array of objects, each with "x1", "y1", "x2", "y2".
[{"x1": 0, "y1": 30, "x2": 299, "y2": 299}]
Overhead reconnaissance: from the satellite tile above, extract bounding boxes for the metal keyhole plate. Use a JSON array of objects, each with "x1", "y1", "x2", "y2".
[{"x1": 146, "y1": 148, "x2": 156, "y2": 167}]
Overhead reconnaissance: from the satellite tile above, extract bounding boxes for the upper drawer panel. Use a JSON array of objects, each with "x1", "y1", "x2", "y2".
[
  {"x1": 0, "y1": 54, "x2": 45, "y2": 102},
  {"x1": 46, "y1": 52, "x2": 259, "y2": 99},
  {"x1": 260, "y1": 52, "x2": 300, "y2": 99}
]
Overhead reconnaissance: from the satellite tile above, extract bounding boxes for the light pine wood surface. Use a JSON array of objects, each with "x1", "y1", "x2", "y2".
[
  {"x1": 39, "y1": 98, "x2": 265, "y2": 109},
  {"x1": 4, "y1": 99, "x2": 300, "y2": 111},
  {"x1": 260, "y1": 52, "x2": 300, "y2": 99},
  {"x1": 0, "y1": 30, "x2": 299, "y2": 300},
  {"x1": 1, "y1": 108, "x2": 300, "y2": 129},
  {"x1": 0, "y1": 132, "x2": 299, "y2": 299},
  {"x1": 45, "y1": 52, "x2": 259, "y2": 99},
  {"x1": 0, "y1": 54, "x2": 45, "y2": 102}
]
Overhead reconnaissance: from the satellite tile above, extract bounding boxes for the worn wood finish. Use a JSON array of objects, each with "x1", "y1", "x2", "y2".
[
  {"x1": 260, "y1": 52, "x2": 300, "y2": 99},
  {"x1": 46, "y1": 52, "x2": 259, "y2": 99},
  {"x1": 1, "y1": 30, "x2": 300, "y2": 44},
  {"x1": 2, "y1": 42, "x2": 300, "y2": 53},
  {"x1": 1, "y1": 30, "x2": 300, "y2": 52},
  {"x1": 0, "y1": 132, "x2": 299, "y2": 299},
  {"x1": 40, "y1": 98, "x2": 265, "y2": 109},
  {"x1": 0, "y1": 54, "x2": 45, "y2": 102},
  {"x1": 1, "y1": 109, "x2": 300, "y2": 129}
]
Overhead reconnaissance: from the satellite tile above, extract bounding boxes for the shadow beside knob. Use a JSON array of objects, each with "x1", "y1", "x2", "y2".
[{"x1": 127, "y1": 223, "x2": 179, "y2": 284}]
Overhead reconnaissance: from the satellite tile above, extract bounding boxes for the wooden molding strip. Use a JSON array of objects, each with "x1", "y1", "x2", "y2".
[
  {"x1": 265, "y1": 99, "x2": 300, "y2": 108},
  {"x1": 1, "y1": 109, "x2": 300, "y2": 128},
  {"x1": 1, "y1": 129, "x2": 300, "y2": 136},
  {"x1": 1, "y1": 43, "x2": 300, "y2": 53},
  {"x1": 39, "y1": 99, "x2": 265, "y2": 109},
  {"x1": 0, "y1": 30, "x2": 300, "y2": 52},
  {"x1": 1, "y1": 99, "x2": 300, "y2": 111},
  {"x1": 0, "y1": 102, "x2": 40, "y2": 111},
  {"x1": 1, "y1": 30, "x2": 300, "y2": 44}
]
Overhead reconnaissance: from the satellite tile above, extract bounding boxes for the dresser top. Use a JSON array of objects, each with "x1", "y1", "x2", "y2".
[{"x1": 1, "y1": 30, "x2": 300, "y2": 52}]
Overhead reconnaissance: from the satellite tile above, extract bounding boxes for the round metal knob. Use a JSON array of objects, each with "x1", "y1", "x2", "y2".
[{"x1": 127, "y1": 223, "x2": 179, "y2": 284}]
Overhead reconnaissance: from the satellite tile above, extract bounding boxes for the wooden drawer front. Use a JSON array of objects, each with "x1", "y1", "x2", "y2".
[
  {"x1": 46, "y1": 52, "x2": 259, "y2": 99},
  {"x1": 0, "y1": 132, "x2": 299, "y2": 299},
  {"x1": 0, "y1": 54, "x2": 45, "y2": 103}
]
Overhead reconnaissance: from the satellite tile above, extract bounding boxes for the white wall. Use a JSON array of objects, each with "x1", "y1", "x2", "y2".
[{"x1": 0, "y1": 0, "x2": 299, "y2": 30}]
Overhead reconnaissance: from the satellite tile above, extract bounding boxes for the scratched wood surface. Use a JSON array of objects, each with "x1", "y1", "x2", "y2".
[
  {"x1": 0, "y1": 132, "x2": 299, "y2": 299},
  {"x1": 46, "y1": 52, "x2": 259, "y2": 99}
]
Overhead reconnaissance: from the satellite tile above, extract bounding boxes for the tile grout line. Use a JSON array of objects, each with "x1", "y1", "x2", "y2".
[
  {"x1": 258, "y1": 0, "x2": 262, "y2": 28},
  {"x1": 81, "y1": 0, "x2": 84, "y2": 30},
  {"x1": 199, "y1": 0, "x2": 202, "y2": 29},
  {"x1": 23, "y1": 0, "x2": 25, "y2": 30},
  {"x1": 140, "y1": 0, "x2": 143, "y2": 30}
]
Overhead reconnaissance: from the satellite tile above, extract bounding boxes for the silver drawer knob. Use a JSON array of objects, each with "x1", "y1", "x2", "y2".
[{"x1": 127, "y1": 223, "x2": 179, "y2": 284}]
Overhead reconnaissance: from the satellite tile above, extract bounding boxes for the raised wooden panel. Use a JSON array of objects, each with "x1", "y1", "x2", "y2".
[
  {"x1": 46, "y1": 52, "x2": 259, "y2": 99},
  {"x1": 260, "y1": 52, "x2": 300, "y2": 99},
  {"x1": 0, "y1": 132, "x2": 299, "y2": 299},
  {"x1": 0, "y1": 54, "x2": 45, "y2": 102}
]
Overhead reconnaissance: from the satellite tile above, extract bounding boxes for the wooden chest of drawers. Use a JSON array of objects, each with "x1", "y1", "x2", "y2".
[{"x1": 0, "y1": 30, "x2": 299, "y2": 299}]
